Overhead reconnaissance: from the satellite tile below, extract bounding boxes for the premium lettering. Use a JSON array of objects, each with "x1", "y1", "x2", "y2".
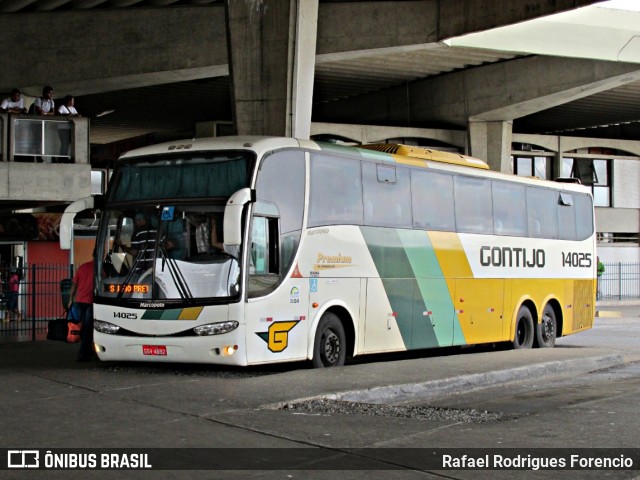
[{"x1": 316, "y1": 253, "x2": 352, "y2": 264}]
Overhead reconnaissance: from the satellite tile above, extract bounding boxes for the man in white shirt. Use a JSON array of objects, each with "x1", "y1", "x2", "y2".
[
  {"x1": 34, "y1": 86, "x2": 54, "y2": 115},
  {"x1": 57, "y1": 95, "x2": 80, "y2": 116},
  {"x1": 0, "y1": 89, "x2": 27, "y2": 113}
]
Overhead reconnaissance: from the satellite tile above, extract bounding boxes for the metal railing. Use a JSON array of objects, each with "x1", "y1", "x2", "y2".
[
  {"x1": 1, "y1": 112, "x2": 90, "y2": 164},
  {"x1": 0, "y1": 264, "x2": 74, "y2": 342},
  {"x1": 598, "y1": 262, "x2": 640, "y2": 301},
  {"x1": 13, "y1": 117, "x2": 73, "y2": 162}
]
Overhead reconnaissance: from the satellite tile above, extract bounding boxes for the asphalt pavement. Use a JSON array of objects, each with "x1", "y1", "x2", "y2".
[{"x1": 0, "y1": 303, "x2": 639, "y2": 479}]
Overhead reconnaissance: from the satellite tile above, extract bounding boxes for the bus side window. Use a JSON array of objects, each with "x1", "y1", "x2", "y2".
[
  {"x1": 309, "y1": 154, "x2": 363, "y2": 227},
  {"x1": 574, "y1": 193, "x2": 594, "y2": 240},
  {"x1": 492, "y1": 181, "x2": 526, "y2": 236},
  {"x1": 526, "y1": 187, "x2": 559, "y2": 239},
  {"x1": 362, "y1": 163, "x2": 411, "y2": 228},
  {"x1": 411, "y1": 170, "x2": 455, "y2": 231},
  {"x1": 454, "y1": 176, "x2": 492, "y2": 234},
  {"x1": 248, "y1": 216, "x2": 280, "y2": 297}
]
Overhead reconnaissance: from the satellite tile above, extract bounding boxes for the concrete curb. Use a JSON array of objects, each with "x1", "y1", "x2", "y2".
[
  {"x1": 309, "y1": 353, "x2": 626, "y2": 405},
  {"x1": 596, "y1": 310, "x2": 622, "y2": 318},
  {"x1": 597, "y1": 300, "x2": 640, "y2": 307}
]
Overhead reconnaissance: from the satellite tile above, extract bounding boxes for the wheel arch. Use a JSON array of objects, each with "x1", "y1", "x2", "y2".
[{"x1": 307, "y1": 302, "x2": 356, "y2": 361}]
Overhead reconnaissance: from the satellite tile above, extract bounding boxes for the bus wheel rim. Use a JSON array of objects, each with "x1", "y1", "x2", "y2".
[
  {"x1": 324, "y1": 331, "x2": 340, "y2": 364},
  {"x1": 542, "y1": 312, "x2": 554, "y2": 341},
  {"x1": 517, "y1": 317, "x2": 526, "y2": 345}
]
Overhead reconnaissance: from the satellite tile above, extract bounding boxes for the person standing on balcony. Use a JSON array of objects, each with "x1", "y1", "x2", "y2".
[
  {"x1": 0, "y1": 88, "x2": 27, "y2": 114},
  {"x1": 57, "y1": 95, "x2": 80, "y2": 159},
  {"x1": 57, "y1": 95, "x2": 80, "y2": 116},
  {"x1": 67, "y1": 258, "x2": 95, "y2": 362},
  {"x1": 33, "y1": 86, "x2": 55, "y2": 116}
]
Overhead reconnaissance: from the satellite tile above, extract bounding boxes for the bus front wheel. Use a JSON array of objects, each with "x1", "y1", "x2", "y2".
[
  {"x1": 513, "y1": 306, "x2": 534, "y2": 349},
  {"x1": 535, "y1": 304, "x2": 557, "y2": 348},
  {"x1": 312, "y1": 313, "x2": 346, "y2": 368}
]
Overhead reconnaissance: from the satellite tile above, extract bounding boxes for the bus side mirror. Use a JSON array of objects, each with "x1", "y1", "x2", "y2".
[
  {"x1": 223, "y1": 188, "x2": 255, "y2": 246},
  {"x1": 60, "y1": 196, "x2": 100, "y2": 250}
]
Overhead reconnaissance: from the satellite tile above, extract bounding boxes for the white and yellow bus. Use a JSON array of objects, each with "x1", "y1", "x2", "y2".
[{"x1": 86, "y1": 136, "x2": 595, "y2": 367}]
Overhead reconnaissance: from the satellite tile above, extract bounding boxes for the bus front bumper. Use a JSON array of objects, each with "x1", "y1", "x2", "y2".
[{"x1": 92, "y1": 325, "x2": 248, "y2": 366}]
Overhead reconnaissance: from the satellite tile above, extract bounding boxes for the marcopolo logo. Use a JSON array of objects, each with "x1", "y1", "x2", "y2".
[{"x1": 8, "y1": 450, "x2": 39, "y2": 468}]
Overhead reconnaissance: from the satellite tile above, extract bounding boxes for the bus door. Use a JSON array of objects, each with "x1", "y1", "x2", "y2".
[
  {"x1": 454, "y1": 279, "x2": 505, "y2": 344},
  {"x1": 244, "y1": 215, "x2": 309, "y2": 364}
]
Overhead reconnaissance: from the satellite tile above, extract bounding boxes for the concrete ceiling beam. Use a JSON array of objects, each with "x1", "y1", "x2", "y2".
[
  {"x1": 0, "y1": 0, "x2": 37, "y2": 12},
  {"x1": 34, "y1": 0, "x2": 73, "y2": 10},
  {"x1": 314, "y1": 56, "x2": 640, "y2": 128}
]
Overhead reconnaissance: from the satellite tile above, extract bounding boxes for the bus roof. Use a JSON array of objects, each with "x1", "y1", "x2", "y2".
[
  {"x1": 118, "y1": 136, "x2": 308, "y2": 160},
  {"x1": 116, "y1": 136, "x2": 590, "y2": 195},
  {"x1": 358, "y1": 144, "x2": 489, "y2": 170}
]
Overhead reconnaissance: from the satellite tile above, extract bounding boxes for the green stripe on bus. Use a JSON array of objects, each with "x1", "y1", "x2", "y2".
[
  {"x1": 317, "y1": 142, "x2": 395, "y2": 162},
  {"x1": 397, "y1": 230, "x2": 465, "y2": 346},
  {"x1": 141, "y1": 309, "x2": 184, "y2": 320},
  {"x1": 360, "y1": 227, "x2": 439, "y2": 349}
]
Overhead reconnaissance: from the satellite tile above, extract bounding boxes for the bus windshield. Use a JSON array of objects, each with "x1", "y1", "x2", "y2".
[{"x1": 96, "y1": 152, "x2": 253, "y2": 303}]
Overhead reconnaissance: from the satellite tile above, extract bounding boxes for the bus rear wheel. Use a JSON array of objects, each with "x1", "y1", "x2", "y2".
[
  {"x1": 535, "y1": 304, "x2": 557, "y2": 348},
  {"x1": 312, "y1": 313, "x2": 346, "y2": 368},
  {"x1": 513, "y1": 305, "x2": 534, "y2": 349}
]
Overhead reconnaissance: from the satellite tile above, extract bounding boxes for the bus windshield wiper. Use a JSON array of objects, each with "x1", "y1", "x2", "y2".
[
  {"x1": 116, "y1": 236, "x2": 149, "y2": 300},
  {"x1": 159, "y1": 245, "x2": 193, "y2": 300}
]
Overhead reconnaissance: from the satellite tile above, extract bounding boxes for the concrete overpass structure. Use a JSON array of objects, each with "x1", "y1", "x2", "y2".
[
  {"x1": 1, "y1": 0, "x2": 632, "y2": 147},
  {"x1": 0, "y1": 0, "x2": 639, "y2": 261}
]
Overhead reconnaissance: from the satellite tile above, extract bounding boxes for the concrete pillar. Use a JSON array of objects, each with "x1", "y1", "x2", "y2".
[
  {"x1": 553, "y1": 137, "x2": 564, "y2": 179},
  {"x1": 467, "y1": 120, "x2": 512, "y2": 173},
  {"x1": 225, "y1": 0, "x2": 318, "y2": 138}
]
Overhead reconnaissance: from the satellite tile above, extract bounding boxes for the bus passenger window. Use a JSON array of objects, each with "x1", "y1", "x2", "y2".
[
  {"x1": 574, "y1": 193, "x2": 594, "y2": 240},
  {"x1": 526, "y1": 187, "x2": 558, "y2": 239},
  {"x1": 309, "y1": 154, "x2": 363, "y2": 227},
  {"x1": 492, "y1": 181, "x2": 526, "y2": 236},
  {"x1": 557, "y1": 193, "x2": 577, "y2": 241},
  {"x1": 411, "y1": 170, "x2": 455, "y2": 231},
  {"x1": 362, "y1": 163, "x2": 411, "y2": 228},
  {"x1": 454, "y1": 176, "x2": 492, "y2": 234}
]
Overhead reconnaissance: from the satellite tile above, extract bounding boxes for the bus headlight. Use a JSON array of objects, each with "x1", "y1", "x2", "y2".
[
  {"x1": 94, "y1": 320, "x2": 120, "y2": 335},
  {"x1": 193, "y1": 321, "x2": 239, "y2": 336}
]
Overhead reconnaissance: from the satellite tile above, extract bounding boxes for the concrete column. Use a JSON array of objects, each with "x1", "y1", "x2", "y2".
[
  {"x1": 467, "y1": 120, "x2": 512, "y2": 173},
  {"x1": 225, "y1": 0, "x2": 318, "y2": 138},
  {"x1": 553, "y1": 137, "x2": 564, "y2": 179}
]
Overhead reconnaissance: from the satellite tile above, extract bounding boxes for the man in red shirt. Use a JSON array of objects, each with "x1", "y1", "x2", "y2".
[{"x1": 68, "y1": 259, "x2": 95, "y2": 362}]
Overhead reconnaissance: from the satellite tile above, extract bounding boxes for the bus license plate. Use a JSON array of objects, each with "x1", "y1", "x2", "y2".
[{"x1": 142, "y1": 345, "x2": 167, "y2": 356}]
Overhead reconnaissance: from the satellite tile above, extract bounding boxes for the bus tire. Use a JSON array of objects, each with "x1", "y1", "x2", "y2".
[
  {"x1": 312, "y1": 313, "x2": 346, "y2": 368},
  {"x1": 513, "y1": 305, "x2": 534, "y2": 349},
  {"x1": 535, "y1": 304, "x2": 557, "y2": 348}
]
